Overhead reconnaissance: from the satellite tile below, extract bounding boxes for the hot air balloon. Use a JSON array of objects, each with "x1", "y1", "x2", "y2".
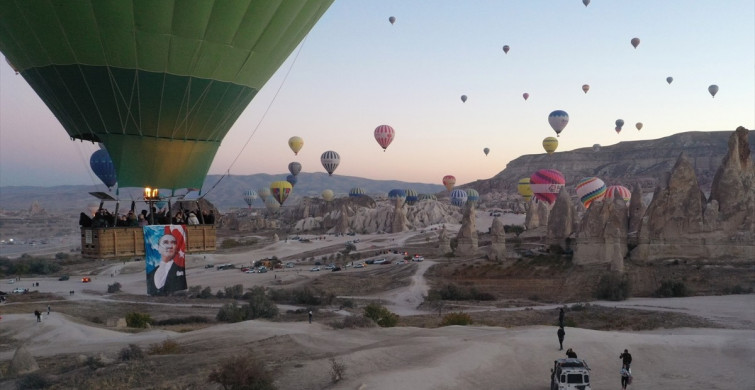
[
  {"x1": 483, "y1": 147, "x2": 490, "y2": 156},
  {"x1": 257, "y1": 187, "x2": 271, "y2": 202},
  {"x1": 418, "y1": 194, "x2": 437, "y2": 201},
  {"x1": 543, "y1": 137, "x2": 559, "y2": 154},
  {"x1": 349, "y1": 187, "x2": 365, "y2": 197},
  {"x1": 270, "y1": 181, "x2": 293, "y2": 206},
  {"x1": 605, "y1": 185, "x2": 631, "y2": 203},
  {"x1": 320, "y1": 151, "x2": 340, "y2": 176},
  {"x1": 243, "y1": 190, "x2": 258, "y2": 208},
  {"x1": 523, "y1": 93, "x2": 530, "y2": 101},
  {"x1": 460, "y1": 95, "x2": 468, "y2": 103},
  {"x1": 265, "y1": 197, "x2": 281, "y2": 212},
  {"x1": 288, "y1": 162, "x2": 302, "y2": 176},
  {"x1": 631, "y1": 37, "x2": 640, "y2": 49},
  {"x1": 405, "y1": 189, "x2": 418, "y2": 206},
  {"x1": 466, "y1": 189, "x2": 480, "y2": 203},
  {"x1": 0, "y1": 1, "x2": 333, "y2": 191},
  {"x1": 288, "y1": 136, "x2": 304, "y2": 156},
  {"x1": 374, "y1": 125, "x2": 395, "y2": 151},
  {"x1": 388, "y1": 189, "x2": 406, "y2": 205},
  {"x1": 517, "y1": 178, "x2": 533, "y2": 202},
  {"x1": 575, "y1": 177, "x2": 606, "y2": 209},
  {"x1": 389, "y1": 16, "x2": 396, "y2": 25},
  {"x1": 615, "y1": 119, "x2": 625, "y2": 134},
  {"x1": 548, "y1": 110, "x2": 569, "y2": 137},
  {"x1": 530, "y1": 169, "x2": 565, "y2": 205},
  {"x1": 450, "y1": 189, "x2": 468, "y2": 207},
  {"x1": 666, "y1": 77, "x2": 673, "y2": 84},
  {"x1": 593, "y1": 144, "x2": 601, "y2": 152},
  {"x1": 90, "y1": 149, "x2": 117, "y2": 190},
  {"x1": 442, "y1": 175, "x2": 456, "y2": 191},
  {"x1": 321, "y1": 189, "x2": 335, "y2": 202},
  {"x1": 636, "y1": 122, "x2": 643, "y2": 131},
  {"x1": 286, "y1": 174, "x2": 298, "y2": 187},
  {"x1": 708, "y1": 84, "x2": 719, "y2": 98},
  {"x1": 583, "y1": 0, "x2": 591, "y2": 6},
  {"x1": 582, "y1": 84, "x2": 590, "y2": 94},
  {"x1": 502, "y1": 45, "x2": 510, "y2": 54}
]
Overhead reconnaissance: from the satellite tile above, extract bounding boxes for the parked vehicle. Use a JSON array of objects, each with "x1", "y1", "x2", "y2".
[
  {"x1": 372, "y1": 258, "x2": 386, "y2": 264},
  {"x1": 204, "y1": 264, "x2": 214, "y2": 269},
  {"x1": 81, "y1": 277, "x2": 91, "y2": 283},
  {"x1": 285, "y1": 262, "x2": 295, "y2": 268},
  {"x1": 58, "y1": 275, "x2": 70, "y2": 281},
  {"x1": 12, "y1": 287, "x2": 26, "y2": 294},
  {"x1": 550, "y1": 358, "x2": 591, "y2": 390},
  {"x1": 331, "y1": 267, "x2": 342, "y2": 272},
  {"x1": 412, "y1": 255, "x2": 424, "y2": 262},
  {"x1": 353, "y1": 263, "x2": 365, "y2": 268},
  {"x1": 310, "y1": 267, "x2": 320, "y2": 272}
]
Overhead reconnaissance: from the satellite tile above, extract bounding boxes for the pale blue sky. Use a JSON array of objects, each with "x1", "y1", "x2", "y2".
[{"x1": 1, "y1": 0, "x2": 753, "y2": 189}]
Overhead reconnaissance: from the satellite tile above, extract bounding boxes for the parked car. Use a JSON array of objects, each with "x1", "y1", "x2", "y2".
[
  {"x1": 310, "y1": 267, "x2": 320, "y2": 272},
  {"x1": 285, "y1": 262, "x2": 295, "y2": 268},
  {"x1": 81, "y1": 277, "x2": 91, "y2": 283},
  {"x1": 204, "y1": 264, "x2": 214, "y2": 269},
  {"x1": 258, "y1": 266, "x2": 268, "y2": 273},
  {"x1": 331, "y1": 267, "x2": 342, "y2": 272},
  {"x1": 12, "y1": 287, "x2": 26, "y2": 294},
  {"x1": 353, "y1": 263, "x2": 365, "y2": 268},
  {"x1": 412, "y1": 255, "x2": 424, "y2": 262},
  {"x1": 550, "y1": 358, "x2": 591, "y2": 390},
  {"x1": 372, "y1": 258, "x2": 386, "y2": 264},
  {"x1": 58, "y1": 275, "x2": 70, "y2": 281},
  {"x1": 244, "y1": 269, "x2": 256, "y2": 274},
  {"x1": 7, "y1": 279, "x2": 15, "y2": 284}
]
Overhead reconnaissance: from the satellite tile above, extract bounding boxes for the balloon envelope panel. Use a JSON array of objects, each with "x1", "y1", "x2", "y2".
[
  {"x1": 529, "y1": 169, "x2": 565, "y2": 205},
  {"x1": 575, "y1": 177, "x2": 606, "y2": 208}
]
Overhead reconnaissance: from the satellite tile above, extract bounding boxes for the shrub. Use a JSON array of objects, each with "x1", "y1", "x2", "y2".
[
  {"x1": 85, "y1": 355, "x2": 105, "y2": 370},
  {"x1": 208, "y1": 353, "x2": 277, "y2": 390},
  {"x1": 440, "y1": 312, "x2": 473, "y2": 326},
  {"x1": 199, "y1": 286, "x2": 213, "y2": 299},
  {"x1": 363, "y1": 303, "x2": 399, "y2": 328},
  {"x1": 54, "y1": 252, "x2": 70, "y2": 260},
  {"x1": 654, "y1": 280, "x2": 689, "y2": 297},
  {"x1": 339, "y1": 299, "x2": 355, "y2": 309},
  {"x1": 148, "y1": 339, "x2": 180, "y2": 355},
  {"x1": 245, "y1": 287, "x2": 279, "y2": 319},
  {"x1": 17, "y1": 372, "x2": 50, "y2": 389},
  {"x1": 224, "y1": 284, "x2": 245, "y2": 300},
  {"x1": 107, "y1": 282, "x2": 122, "y2": 293},
  {"x1": 595, "y1": 273, "x2": 631, "y2": 301},
  {"x1": 329, "y1": 315, "x2": 376, "y2": 329},
  {"x1": 125, "y1": 312, "x2": 152, "y2": 328},
  {"x1": 118, "y1": 344, "x2": 145, "y2": 361},
  {"x1": 216, "y1": 302, "x2": 246, "y2": 323},
  {"x1": 152, "y1": 316, "x2": 211, "y2": 326},
  {"x1": 330, "y1": 358, "x2": 346, "y2": 383}
]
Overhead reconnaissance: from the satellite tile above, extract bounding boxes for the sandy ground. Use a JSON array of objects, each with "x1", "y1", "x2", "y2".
[{"x1": 2, "y1": 212, "x2": 754, "y2": 389}]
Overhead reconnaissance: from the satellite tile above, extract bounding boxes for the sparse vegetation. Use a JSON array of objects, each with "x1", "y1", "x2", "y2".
[
  {"x1": 125, "y1": 312, "x2": 153, "y2": 328},
  {"x1": 152, "y1": 316, "x2": 211, "y2": 326},
  {"x1": 363, "y1": 303, "x2": 399, "y2": 327},
  {"x1": 654, "y1": 280, "x2": 689, "y2": 297},
  {"x1": 119, "y1": 344, "x2": 145, "y2": 361},
  {"x1": 440, "y1": 312, "x2": 473, "y2": 326},
  {"x1": 595, "y1": 273, "x2": 631, "y2": 301},
  {"x1": 428, "y1": 283, "x2": 496, "y2": 301},
  {"x1": 329, "y1": 315, "x2": 376, "y2": 329},
  {"x1": 107, "y1": 282, "x2": 122, "y2": 293},
  {"x1": 148, "y1": 339, "x2": 181, "y2": 355},
  {"x1": 216, "y1": 287, "x2": 279, "y2": 323},
  {"x1": 330, "y1": 358, "x2": 346, "y2": 383},
  {"x1": 0, "y1": 256, "x2": 62, "y2": 275},
  {"x1": 208, "y1": 352, "x2": 277, "y2": 390},
  {"x1": 16, "y1": 372, "x2": 50, "y2": 389}
]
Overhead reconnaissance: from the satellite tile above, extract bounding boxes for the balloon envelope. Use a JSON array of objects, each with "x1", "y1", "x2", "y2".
[
  {"x1": 442, "y1": 175, "x2": 456, "y2": 191},
  {"x1": 450, "y1": 189, "x2": 468, "y2": 207},
  {"x1": 583, "y1": 0, "x2": 590, "y2": 6},
  {"x1": 517, "y1": 178, "x2": 533, "y2": 201},
  {"x1": 288, "y1": 162, "x2": 302, "y2": 176},
  {"x1": 374, "y1": 125, "x2": 395, "y2": 151},
  {"x1": 483, "y1": 147, "x2": 490, "y2": 156},
  {"x1": 548, "y1": 110, "x2": 569, "y2": 137},
  {"x1": 502, "y1": 45, "x2": 510, "y2": 54},
  {"x1": 389, "y1": 16, "x2": 396, "y2": 24},
  {"x1": 349, "y1": 187, "x2": 365, "y2": 197},
  {"x1": 460, "y1": 95, "x2": 467, "y2": 103},
  {"x1": 270, "y1": 181, "x2": 293, "y2": 206},
  {"x1": 631, "y1": 37, "x2": 640, "y2": 48},
  {"x1": 708, "y1": 84, "x2": 719, "y2": 97},
  {"x1": 466, "y1": 189, "x2": 479, "y2": 203},
  {"x1": 666, "y1": 77, "x2": 673, "y2": 84},
  {"x1": 321, "y1": 189, "x2": 335, "y2": 202},
  {"x1": 522, "y1": 93, "x2": 529, "y2": 101},
  {"x1": 257, "y1": 187, "x2": 271, "y2": 202},
  {"x1": 543, "y1": 137, "x2": 559, "y2": 154},
  {"x1": 265, "y1": 197, "x2": 280, "y2": 212},
  {"x1": 605, "y1": 185, "x2": 631, "y2": 203},
  {"x1": 0, "y1": 1, "x2": 333, "y2": 190},
  {"x1": 582, "y1": 84, "x2": 590, "y2": 94},
  {"x1": 636, "y1": 122, "x2": 643, "y2": 131},
  {"x1": 615, "y1": 119, "x2": 625, "y2": 128},
  {"x1": 90, "y1": 149, "x2": 117, "y2": 189},
  {"x1": 286, "y1": 174, "x2": 298, "y2": 187},
  {"x1": 243, "y1": 190, "x2": 258, "y2": 207},
  {"x1": 575, "y1": 177, "x2": 606, "y2": 209},
  {"x1": 405, "y1": 189, "x2": 419, "y2": 205},
  {"x1": 320, "y1": 151, "x2": 340, "y2": 176},
  {"x1": 530, "y1": 169, "x2": 565, "y2": 205},
  {"x1": 288, "y1": 136, "x2": 304, "y2": 156}
]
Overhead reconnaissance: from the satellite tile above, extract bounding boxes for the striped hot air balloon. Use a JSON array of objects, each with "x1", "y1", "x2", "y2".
[
  {"x1": 320, "y1": 151, "x2": 340, "y2": 176},
  {"x1": 466, "y1": 189, "x2": 480, "y2": 203},
  {"x1": 530, "y1": 169, "x2": 565, "y2": 205},
  {"x1": 405, "y1": 189, "x2": 418, "y2": 205},
  {"x1": 605, "y1": 185, "x2": 631, "y2": 203},
  {"x1": 450, "y1": 189, "x2": 468, "y2": 207},
  {"x1": 575, "y1": 177, "x2": 607, "y2": 209},
  {"x1": 374, "y1": 125, "x2": 395, "y2": 151},
  {"x1": 349, "y1": 187, "x2": 365, "y2": 197}
]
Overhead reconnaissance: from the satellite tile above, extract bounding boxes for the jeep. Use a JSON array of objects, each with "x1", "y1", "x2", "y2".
[{"x1": 550, "y1": 358, "x2": 591, "y2": 390}]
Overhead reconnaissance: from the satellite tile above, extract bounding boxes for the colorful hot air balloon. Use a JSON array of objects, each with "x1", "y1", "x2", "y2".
[
  {"x1": 502, "y1": 45, "x2": 510, "y2": 54},
  {"x1": 583, "y1": 0, "x2": 591, "y2": 6},
  {"x1": 460, "y1": 95, "x2": 468, "y2": 103},
  {"x1": 374, "y1": 125, "x2": 395, "y2": 151},
  {"x1": 631, "y1": 37, "x2": 640, "y2": 49},
  {"x1": 517, "y1": 178, "x2": 533, "y2": 202},
  {"x1": 90, "y1": 149, "x2": 117, "y2": 190},
  {"x1": 405, "y1": 189, "x2": 418, "y2": 206},
  {"x1": 615, "y1": 119, "x2": 625, "y2": 134},
  {"x1": 270, "y1": 181, "x2": 293, "y2": 206},
  {"x1": 265, "y1": 197, "x2": 280, "y2": 212},
  {"x1": 530, "y1": 169, "x2": 565, "y2": 205},
  {"x1": 466, "y1": 189, "x2": 479, "y2": 203},
  {"x1": 605, "y1": 185, "x2": 631, "y2": 203},
  {"x1": 636, "y1": 122, "x2": 643, "y2": 131},
  {"x1": 708, "y1": 84, "x2": 719, "y2": 98},
  {"x1": 321, "y1": 189, "x2": 335, "y2": 202},
  {"x1": 582, "y1": 84, "x2": 590, "y2": 94},
  {"x1": 288, "y1": 136, "x2": 304, "y2": 156},
  {"x1": 389, "y1": 16, "x2": 396, "y2": 25},
  {"x1": 666, "y1": 77, "x2": 673, "y2": 85},
  {"x1": 320, "y1": 151, "x2": 340, "y2": 176},
  {"x1": 483, "y1": 147, "x2": 490, "y2": 156},
  {"x1": 442, "y1": 175, "x2": 456, "y2": 191},
  {"x1": 450, "y1": 189, "x2": 468, "y2": 207},
  {"x1": 523, "y1": 93, "x2": 530, "y2": 101},
  {"x1": 288, "y1": 162, "x2": 302, "y2": 176},
  {"x1": 575, "y1": 177, "x2": 607, "y2": 209},
  {"x1": 0, "y1": 1, "x2": 333, "y2": 190},
  {"x1": 286, "y1": 174, "x2": 298, "y2": 187},
  {"x1": 543, "y1": 137, "x2": 559, "y2": 154},
  {"x1": 349, "y1": 187, "x2": 365, "y2": 197},
  {"x1": 243, "y1": 190, "x2": 258, "y2": 208},
  {"x1": 548, "y1": 110, "x2": 569, "y2": 137}
]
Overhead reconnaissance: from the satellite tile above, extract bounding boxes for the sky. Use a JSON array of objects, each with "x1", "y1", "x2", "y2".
[{"x1": 1, "y1": 0, "x2": 753, "y2": 189}]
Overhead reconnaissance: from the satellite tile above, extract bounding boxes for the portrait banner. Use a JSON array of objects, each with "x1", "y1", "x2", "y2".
[{"x1": 144, "y1": 225, "x2": 188, "y2": 296}]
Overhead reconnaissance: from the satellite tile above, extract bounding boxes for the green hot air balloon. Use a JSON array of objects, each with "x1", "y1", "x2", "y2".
[{"x1": 0, "y1": 0, "x2": 333, "y2": 190}]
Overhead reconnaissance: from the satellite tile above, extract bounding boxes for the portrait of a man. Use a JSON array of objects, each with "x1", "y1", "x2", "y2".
[{"x1": 144, "y1": 225, "x2": 187, "y2": 296}]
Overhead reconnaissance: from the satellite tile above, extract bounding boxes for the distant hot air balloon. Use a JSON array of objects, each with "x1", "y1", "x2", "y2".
[
  {"x1": 243, "y1": 190, "x2": 258, "y2": 208},
  {"x1": 502, "y1": 45, "x2": 510, "y2": 54},
  {"x1": 265, "y1": 197, "x2": 280, "y2": 212},
  {"x1": 548, "y1": 110, "x2": 569, "y2": 137},
  {"x1": 583, "y1": 0, "x2": 590, "y2": 6},
  {"x1": 575, "y1": 177, "x2": 607, "y2": 209},
  {"x1": 374, "y1": 125, "x2": 395, "y2": 151},
  {"x1": 615, "y1": 119, "x2": 625, "y2": 134},
  {"x1": 321, "y1": 189, "x2": 335, "y2": 202},
  {"x1": 389, "y1": 16, "x2": 396, "y2": 25},
  {"x1": 582, "y1": 84, "x2": 590, "y2": 94},
  {"x1": 288, "y1": 136, "x2": 304, "y2": 156},
  {"x1": 270, "y1": 181, "x2": 293, "y2": 206},
  {"x1": 288, "y1": 162, "x2": 302, "y2": 176},
  {"x1": 450, "y1": 189, "x2": 468, "y2": 207},
  {"x1": 530, "y1": 169, "x2": 565, "y2": 205},
  {"x1": 466, "y1": 189, "x2": 480, "y2": 203},
  {"x1": 631, "y1": 37, "x2": 640, "y2": 49},
  {"x1": 517, "y1": 178, "x2": 533, "y2": 202},
  {"x1": 388, "y1": 189, "x2": 406, "y2": 205},
  {"x1": 405, "y1": 189, "x2": 419, "y2": 206},
  {"x1": 286, "y1": 174, "x2": 298, "y2": 187},
  {"x1": 523, "y1": 93, "x2": 530, "y2": 101},
  {"x1": 605, "y1": 185, "x2": 631, "y2": 203},
  {"x1": 483, "y1": 147, "x2": 490, "y2": 156},
  {"x1": 257, "y1": 187, "x2": 271, "y2": 202},
  {"x1": 460, "y1": 95, "x2": 468, "y2": 103},
  {"x1": 320, "y1": 151, "x2": 340, "y2": 176},
  {"x1": 708, "y1": 84, "x2": 719, "y2": 98},
  {"x1": 442, "y1": 175, "x2": 456, "y2": 191},
  {"x1": 593, "y1": 144, "x2": 601, "y2": 152},
  {"x1": 90, "y1": 149, "x2": 117, "y2": 190},
  {"x1": 349, "y1": 187, "x2": 365, "y2": 197},
  {"x1": 542, "y1": 137, "x2": 559, "y2": 154},
  {"x1": 666, "y1": 76, "x2": 673, "y2": 85},
  {"x1": 635, "y1": 122, "x2": 643, "y2": 131}
]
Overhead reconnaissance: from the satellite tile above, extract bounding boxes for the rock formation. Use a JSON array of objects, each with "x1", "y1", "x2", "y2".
[
  {"x1": 524, "y1": 199, "x2": 540, "y2": 229},
  {"x1": 391, "y1": 197, "x2": 408, "y2": 233},
  {"x1": 455, "y1": 203, "x2": 478, "y2": 256},
  {"x1": 335, "y1": 204, "x2": 350, "y2": 234},
  {"x1": 708, "y1": 126, "x2": 755, "y2": 232},
  {"x1": 573, "y1": 197, "x2": 628, "y2": 271},
  {"x1": 486, "y1": 216, "x2": 506, "y2": 261},
  {"x1": 547, "y1": 187, "x2": 575, "y2": 248},
  {"x1": 437, "y1": 224, "x2": 452, "y2": 256},
  {"x1": 627, "y1": 183, "x2": 645, "y2": 245},
  {"x1": 8, "y1": 345, "x2": 39, "y2": 376},
  {"x1": 272, "y1": 233, "x2": 279, "y2": 243}
]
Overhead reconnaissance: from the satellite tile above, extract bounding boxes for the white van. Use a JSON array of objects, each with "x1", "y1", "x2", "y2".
[{"x1": 550, "y1": 358, "x2": 591, "y2": 390}]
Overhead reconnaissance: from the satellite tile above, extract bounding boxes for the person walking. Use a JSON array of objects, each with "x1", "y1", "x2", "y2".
[
  {"x1": 47, "y1": 304, "x2": 51, "y2": 315},
  {"x1": 620, "y1": 349, "x2": 632, "y2": 370},
  {"x1": 34, "y1": 310, "x2": 41, "y2": 322},
  {"x1": 620, "y1": 367, "x2": 631, "y2": 389},
  {"x1": 558, "y1": 307, "x2": 565, "y2": 328},
  {"x1": 308, "y1": 310, "x2": 313, "y2": 324},
  {"x1": 557, "y1": 326, "x2": 565, "y2": 350}
]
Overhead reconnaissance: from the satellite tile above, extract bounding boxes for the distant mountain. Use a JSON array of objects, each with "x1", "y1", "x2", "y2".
[{"x1": 0, "y1": 173, "x2": 445, "y2": 213}]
